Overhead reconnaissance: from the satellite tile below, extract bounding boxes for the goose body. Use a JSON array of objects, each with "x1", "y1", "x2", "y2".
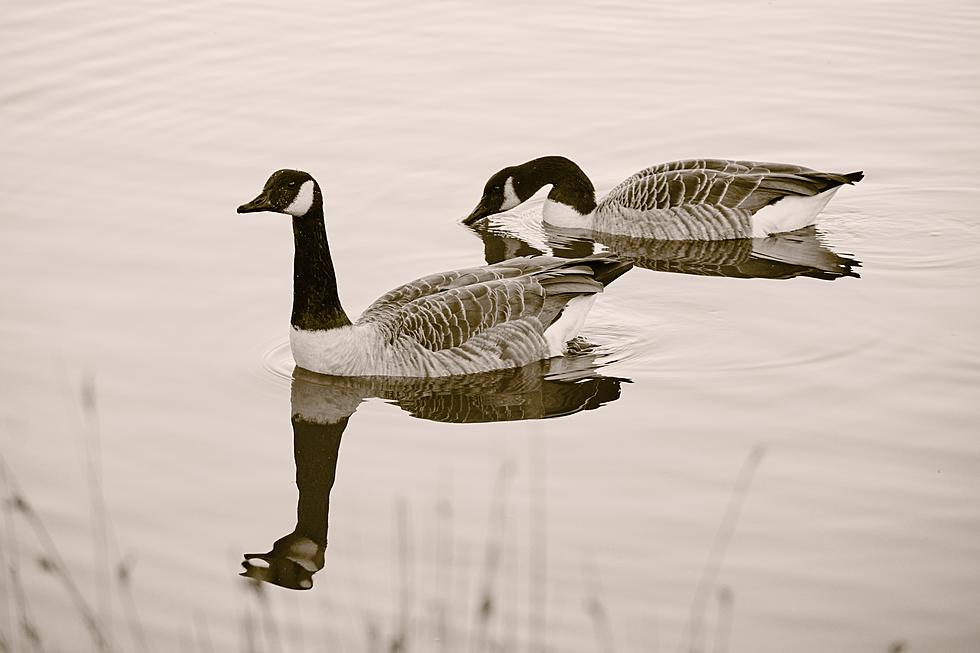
[
  {"x1": 464, "y1": 156, "x2": 863, "y2": 240},
  {"x1": 287, "y1": 258, "x2": 618, "y2": 377},
  {"x1": 238, "y1": 169, "x2": 631, "y2": 378}
]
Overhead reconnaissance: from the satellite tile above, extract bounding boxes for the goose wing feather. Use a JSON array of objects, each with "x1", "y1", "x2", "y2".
[
  {"x1": 359, "y1": 255, "x2": 629, "y2": 353},
  {"x1": 378, "y1": 279, "x2": 548, "y2": 352},
  {"x1": 358, "y1": 257, "x2": 562, "y2": 325},
  {"x1": 602, "y1": 159, "x2": 858, "y2": 214}
]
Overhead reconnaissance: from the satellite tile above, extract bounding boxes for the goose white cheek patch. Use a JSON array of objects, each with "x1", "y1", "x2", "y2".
[
  {"x1": 500, "y1": 176, "x2": 520, "y2": 211},
  {"x1": 285, "y1": 180, "x2": 315, "y2": 216}
]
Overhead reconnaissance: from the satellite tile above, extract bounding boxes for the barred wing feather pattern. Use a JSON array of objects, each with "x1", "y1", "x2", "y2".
[
  {"x1": 348, "y1": 255, "x2": 631, "y2": 376},
  {"x1": 596, "y1": 159, "x2": 863, "y2": 239}
]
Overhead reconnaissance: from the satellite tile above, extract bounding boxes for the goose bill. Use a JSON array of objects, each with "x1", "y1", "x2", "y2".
[
  {"x1": 238, "y1": 194, "x2": 275, "y2": 213},
  {"x1": 462, "y1": 197, "x2": 496, "y2": 225}
]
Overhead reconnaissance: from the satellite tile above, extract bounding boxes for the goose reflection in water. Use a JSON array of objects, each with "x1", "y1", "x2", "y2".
[
  {"x1": 241, "y1": 353, "x2": 627, "y2": 590},
  {"x1": 469, "y1": 217, "x2": 861, "y2": 281}
]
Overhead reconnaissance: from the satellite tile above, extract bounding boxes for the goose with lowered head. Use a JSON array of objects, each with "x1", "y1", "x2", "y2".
[
  {"x1": 237, "y1": 169, "x2": 632, "y2": 378},
  {"x1": 463, "y1": 155, "x2": 863, "y2": 240}
]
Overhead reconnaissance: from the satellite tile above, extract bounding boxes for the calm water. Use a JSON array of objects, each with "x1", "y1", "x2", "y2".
[{"x1": 2, "y1": 1, "x2": 979, "y2": 651}]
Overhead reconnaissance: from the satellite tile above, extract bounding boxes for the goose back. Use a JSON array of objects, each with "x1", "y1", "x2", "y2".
[
  {"x1": 291, "y1": 255, "x2": 632, "y2": 377},
  {"x1": 594, "y1": 159, "x2": 863, "y2": 239}
]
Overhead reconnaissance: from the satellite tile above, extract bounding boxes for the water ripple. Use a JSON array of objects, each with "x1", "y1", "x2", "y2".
[
  {"x1": 258, "y1": 337, "x2": 294, "y2": 383},
  {"x1": 838, "y1": 186, "x2": 980, "y2": 278}
]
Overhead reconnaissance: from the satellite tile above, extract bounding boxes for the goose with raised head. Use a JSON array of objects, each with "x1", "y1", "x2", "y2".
[
  {"x1": 237, "y1": 169, "x2": 632, "y2": 378},
  {"x1": 463, "y1": 156, "x2": 863, "y2": 240}
]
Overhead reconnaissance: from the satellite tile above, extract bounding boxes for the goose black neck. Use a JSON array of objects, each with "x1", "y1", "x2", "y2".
[
  {"x1": 523, "y1": 156, "x2": 598, "y2": 215},
  {"x1": 290, "y1": 192, "x2": 352, "y2": 331}
]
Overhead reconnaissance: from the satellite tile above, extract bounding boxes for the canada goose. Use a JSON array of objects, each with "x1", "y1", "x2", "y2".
[
  {"x1": 237, "y1": 169, "x2": 632, "y2": 377},
  {"x1": 463, "y1": 156, "x2": 863, "y2": 240}
]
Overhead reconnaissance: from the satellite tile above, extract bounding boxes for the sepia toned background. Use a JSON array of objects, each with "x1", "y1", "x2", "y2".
[{"x1": 2, "y1": 0, "x2": 979, "y2": 651}]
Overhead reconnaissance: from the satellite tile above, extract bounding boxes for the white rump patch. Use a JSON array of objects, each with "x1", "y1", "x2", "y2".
[
  {"x1": 285, "y1": 180, "x2": 315, "y2": 216},
  {"x1": 500, "y1": 176, "x2": 521, "y2": 211},
  {"x1": 750, "y1": 187, "x2": 839, "y2": 237},
  {"x1": 543, "y1": 295, "x2": 596, "y2": 356}
]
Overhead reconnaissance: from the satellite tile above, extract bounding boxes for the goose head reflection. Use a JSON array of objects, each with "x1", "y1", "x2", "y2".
[
  {"x1": 241, "y1": 353, "x2": 627, "y2": 590},
  {"x1": 467, "y1": 212, "x2": 861, "y2": 281}
]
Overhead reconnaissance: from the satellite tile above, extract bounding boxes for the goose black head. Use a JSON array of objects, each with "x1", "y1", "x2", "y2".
[
  {"x1": 463, "y1": 164, "x2": 524, "y2": 225},
  {"x1": 462, "y1": 156, "x2": 597, "y2": 225},
  {"x1": 238, "y1": 169, "x2": 321, "y2": 217}
]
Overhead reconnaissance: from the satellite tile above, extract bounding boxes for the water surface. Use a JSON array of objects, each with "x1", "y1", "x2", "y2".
[{"x1": 2, "y1": 1, "x2": 979, "y2": 652}]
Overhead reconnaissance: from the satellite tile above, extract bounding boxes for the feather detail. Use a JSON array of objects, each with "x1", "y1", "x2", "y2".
[
  {"x1": 594, "y1": 159, "x2": 863, "y2": 240},
  {"x1": 291, "y1": 254, "x2": 631, "y2": 377}
]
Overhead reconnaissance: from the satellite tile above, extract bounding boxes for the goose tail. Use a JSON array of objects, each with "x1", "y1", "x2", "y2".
[
  {"x1": 533, "y1": 254, "x2": 632, "y2": 356},
  {"x1": 801, "y1": 170, "x2": 864, "y2": 188},
  {"x1": 581, "y1": 254, "x2": 634, "y2": 287},
  {"x1": 534, "y1": 255, "x2": 632, "y2": 296}
]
